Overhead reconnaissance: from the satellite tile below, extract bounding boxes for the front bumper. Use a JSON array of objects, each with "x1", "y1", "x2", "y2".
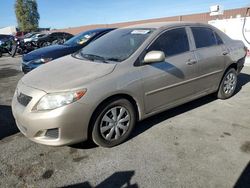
[{"x1": 11, "y1": 81, "x2": 92, "y2": 146}]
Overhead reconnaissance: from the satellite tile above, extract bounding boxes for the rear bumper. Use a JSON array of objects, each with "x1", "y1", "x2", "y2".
[{"x1": 237, "y1": 57, "x2": 245, "y2": 74}]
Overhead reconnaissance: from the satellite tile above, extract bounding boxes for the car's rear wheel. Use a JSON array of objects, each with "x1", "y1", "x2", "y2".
[
  {"x1": 42, "y1": 42, "x2": 51, "y2": 47},
  {"x1": 217, "y1": 68, "x2": 237, "y2": 99},
  {"x1": 91, "y1": 98, "x2": 136, "y2": 147}
]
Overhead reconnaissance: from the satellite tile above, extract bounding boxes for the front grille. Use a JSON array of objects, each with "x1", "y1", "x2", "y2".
[
  {"x1": 17, "y1": 92, "x2": 32, "y2": 106},
  {"x1": 45, "y1": 128, "x2": 59, "y2": 139}
]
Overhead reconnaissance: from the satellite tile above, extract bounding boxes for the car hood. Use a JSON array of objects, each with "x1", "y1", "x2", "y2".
[
  {"x1": 21, "y1": 55, "x2": 116, "y2": 92},
  {"x1": 23, "y1": 45, "x2": 75, "y2": 62}
]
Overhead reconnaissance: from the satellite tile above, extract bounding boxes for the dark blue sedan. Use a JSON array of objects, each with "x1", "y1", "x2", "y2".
[{"x1": 21, "y1": 28, "x2": 115, "y2": 73}]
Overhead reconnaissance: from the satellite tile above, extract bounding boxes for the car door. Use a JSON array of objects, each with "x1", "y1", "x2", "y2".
[
  {"x1": 141, "y1": 27, "x2": 198, "y2": 114},
  {"x1": 190, "y1": 27, "x2": 226, "y2": 93}
]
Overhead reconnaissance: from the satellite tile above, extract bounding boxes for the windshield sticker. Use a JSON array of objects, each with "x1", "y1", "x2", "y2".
[
  {"x1": 131, "y1": 30, "x2": 150, "y2": 34},
  {"x1": 84, "y1": 34, "x2": 91, "y2": 39}
]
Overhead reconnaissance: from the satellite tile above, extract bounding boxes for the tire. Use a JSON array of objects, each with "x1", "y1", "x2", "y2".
[
  {"x1": 11, "y1": 45, "x2": 17, "y2": 57},
  {"x1": 217, "y1": 68, "x2": 237, "y2": 99},
  {"x1": 91, "y1": 98, "x2": 136, "y2": 147},
  {"x1": 25, "y1": 42, "x2": 32, "y2": 47},
  {"x1": 38, "y1": 42, "x2": 43, "y2": 48},
  {"x1": 42, "y1": 42, "x2": 51, "y2": 47},
  {"x1": 0, "y1": 51, "x2": 2, "y2": 57}
]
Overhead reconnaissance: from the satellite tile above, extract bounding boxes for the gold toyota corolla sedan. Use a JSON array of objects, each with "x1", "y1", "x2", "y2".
[{"x1": 12, "y1": 22, "x2": 247, "y2": 147}]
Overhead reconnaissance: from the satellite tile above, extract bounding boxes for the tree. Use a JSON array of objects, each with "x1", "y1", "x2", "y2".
[{"x1": 15, "y1": 0, "x2": 40, "y2": 32}]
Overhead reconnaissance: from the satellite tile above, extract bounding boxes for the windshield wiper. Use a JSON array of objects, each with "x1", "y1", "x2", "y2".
[
  {"x1": 80, "y1": 53, "x2": 108, "y2": 63},
  {"x1": 105, "y1": 57, "x2": 122, "y2": 62}
]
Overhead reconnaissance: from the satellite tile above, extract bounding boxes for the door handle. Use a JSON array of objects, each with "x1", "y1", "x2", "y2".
[
  {"x1": 186, "y1": 59, "x2": 197, "y2": 65},
  {"x1": 222, "y1": 50, "x2": 229, "y2": 55}
]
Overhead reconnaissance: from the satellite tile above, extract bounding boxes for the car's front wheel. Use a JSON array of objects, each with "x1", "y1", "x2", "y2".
[
  {"x1": 217, "y1": 68, "x2": 238, "y2": 99},
  {"x1": 91, "y1": 98, "x2": 136, "y2": 147}
]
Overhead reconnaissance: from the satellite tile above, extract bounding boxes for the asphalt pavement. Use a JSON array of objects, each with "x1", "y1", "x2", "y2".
[{"x1": 0, "y1": 55, "x2": 250, "y2": 188}]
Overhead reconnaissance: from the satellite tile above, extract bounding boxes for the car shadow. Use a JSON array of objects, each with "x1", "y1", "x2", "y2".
[
  {"x1": 234, "y1": 161, "x2": 250, "y2": 188},
  {"x1": 235, "y1": 72, "x2": 250, "y2": 94},
  {"x1": 70, "y1": 139, "x2": 98, "y2": 150},
  {"x1": 61, "y1": 170, "x2": 138, "y2": 188},
  {"x1": 0, "y1": 105, "x2": 19, "y2": 140}
]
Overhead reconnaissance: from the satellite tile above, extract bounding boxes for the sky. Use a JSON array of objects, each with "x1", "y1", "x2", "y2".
[{"x1": 0, "y1": 0, "x2": 249, "y2": 29}]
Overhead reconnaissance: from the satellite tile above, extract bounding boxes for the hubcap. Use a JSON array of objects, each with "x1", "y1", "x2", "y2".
[
  {"x1": 100, "y1": 106, "x2": 130, "y2": 141},
  {"x1": 223, "y1": 72, "x2": 236, "y2": 94}
]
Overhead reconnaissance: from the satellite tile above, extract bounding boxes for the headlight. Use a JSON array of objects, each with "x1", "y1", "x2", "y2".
[
  {"x1": 35, "y1": 89, "x2": 87, "y2": 111},
  {"x1": 33, "y1": 57, "x2": 53, "y2": 64}
]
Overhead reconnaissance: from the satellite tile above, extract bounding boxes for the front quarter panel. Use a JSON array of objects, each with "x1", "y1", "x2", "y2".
[{"x1": 77, "y1": 63, "x2": 145, "y2": 121}]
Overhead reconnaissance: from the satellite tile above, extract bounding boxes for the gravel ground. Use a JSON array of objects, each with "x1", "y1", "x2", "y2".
[{"x1": 0, "y1": 55, "x2": 250, "y2": 188}]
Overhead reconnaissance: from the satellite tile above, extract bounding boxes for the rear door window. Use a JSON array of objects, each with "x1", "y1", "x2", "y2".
[
  {"x1": 148, "y1": 28, "x2": 190, "y2": 56},
  {"x1": 191, "y1": 27, "x2": 217, "y2": 48}
]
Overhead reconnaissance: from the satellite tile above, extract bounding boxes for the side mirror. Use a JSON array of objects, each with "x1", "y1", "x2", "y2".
[{"x1": 143, "y1": 51, "x2": 165, "y2": 64}]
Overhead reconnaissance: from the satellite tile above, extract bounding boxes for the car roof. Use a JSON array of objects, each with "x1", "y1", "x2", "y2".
[
  {"x1": 0, "y1": 34, "x2": 12, "y2": 37},
  {"x1": 86, "y1": 28, "x2": 116, "y2": 33},
  {"x1": 75, "y1": 28, "x2": 115, "y2": 36},
  {"x1": 0, "y1": 34, "x2": 13, "y2": 39},
  {"x1": 124, "y1": 21, "x2": 211, "y2": 29}
]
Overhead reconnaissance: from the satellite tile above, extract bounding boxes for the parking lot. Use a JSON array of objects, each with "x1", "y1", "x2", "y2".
[{"x1": 0, "y1": 55, "x2": 250, "y2": 187}]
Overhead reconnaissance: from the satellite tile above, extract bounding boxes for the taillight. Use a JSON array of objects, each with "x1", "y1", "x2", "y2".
[
  {"x1": 244, "y1": 46, "x2": 248, "y2": 56},
  {"x1": 245, "y1": 47, "x2": 250, "y2": 57}
]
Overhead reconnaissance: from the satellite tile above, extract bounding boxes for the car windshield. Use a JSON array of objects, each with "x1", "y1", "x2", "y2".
[
  {"x1": 76, "y1": 28, "x2": 154, "y2": 62},
  {"x1": 64, "y1": 31, "x2": 98, "y2": 47}
]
